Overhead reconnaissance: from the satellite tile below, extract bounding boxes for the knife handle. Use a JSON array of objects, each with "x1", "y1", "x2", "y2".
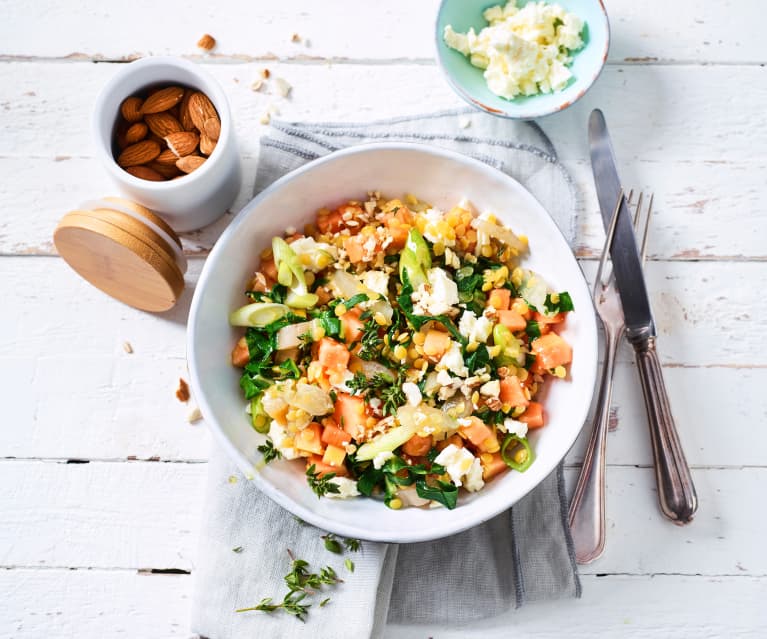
[{"x1": 634, "y1": 337, "x2": 698, "y2": 524}]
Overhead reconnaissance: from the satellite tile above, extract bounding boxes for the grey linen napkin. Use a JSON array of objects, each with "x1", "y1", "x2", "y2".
[{"x1": 191, "y1": 109, "x2": 581, "y2": 639}]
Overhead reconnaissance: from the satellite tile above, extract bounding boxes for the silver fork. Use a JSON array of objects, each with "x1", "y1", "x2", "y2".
[{"x1": 568, "y1": 188, "x2": 653, "y2": 564}]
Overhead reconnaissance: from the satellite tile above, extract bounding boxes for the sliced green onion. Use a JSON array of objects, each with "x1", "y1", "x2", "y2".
[
  {"x1": 285, "y1": 290, "x2": 319, "y2": 309},
  {"x1": 500, "y1": 434, "x2": 534, "y2": 472},
  {"x1": 229, "y1": 302, "x2": 289, "y2": 327}
]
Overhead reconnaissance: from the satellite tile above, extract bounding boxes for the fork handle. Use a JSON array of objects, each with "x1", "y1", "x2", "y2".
[
  {"x1": 568, "y1": 325, "x2": 619, "y2": 563},
  {"x1": 634, "y1": 337, "x2": 698, "y2": 524}
]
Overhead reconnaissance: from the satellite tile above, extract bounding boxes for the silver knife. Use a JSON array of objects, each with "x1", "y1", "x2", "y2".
[{"x1": 588, "y1": 109, "x2": 698, "y2": 524}]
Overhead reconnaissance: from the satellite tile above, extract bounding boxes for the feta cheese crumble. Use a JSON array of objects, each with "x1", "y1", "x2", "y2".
[
  {"x1": 412, "y1": 267, "x2": 459, "y2": 316},
  {"x1": 444, "y1": 0, "x2": 585, "y2": 100},
  {"x1": 325, "y1": 476, "x2": 361, "y2": 499},
  {"x1": 434, "y1": 444, "x2": 482, "y2": 490}
]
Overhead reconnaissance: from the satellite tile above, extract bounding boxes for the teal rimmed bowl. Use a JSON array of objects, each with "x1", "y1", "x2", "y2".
[{"x1": 436, "y1": 0, "x2": 610, "y2": 119}]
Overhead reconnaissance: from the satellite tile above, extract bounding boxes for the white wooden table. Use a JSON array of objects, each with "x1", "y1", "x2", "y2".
[{"x1": 1, "y1": 1, "x2": 765, "y2": 636}]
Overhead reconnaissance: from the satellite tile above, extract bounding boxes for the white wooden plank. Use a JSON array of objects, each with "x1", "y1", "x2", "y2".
[
  {"x1": 0, "y1": 460, "x2": 764, "y2": 577},
  {"x1": 0, "y1": 569, "x2": 191, "y2": 638},
  {"x1": 0, "y1": 0, "x2": 763, "y2": 64},
  {"x1": 0, "y1": 461, "x2": 203, "y2": 570},
  {"x1": 0, "y1": 569, "x2": 763, "y2": 639},
  {"x1": 1, "y1": 63, "x2": 765, "y2": 165},
  {"x1": 1, "y1": 62, "x2": 764, "y2": 259},
  {"x1": 385, "y1": 575, "x2": 767, "y2": 639}
]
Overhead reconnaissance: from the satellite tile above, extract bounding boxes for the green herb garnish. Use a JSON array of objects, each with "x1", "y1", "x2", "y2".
[
  {"x1": 306, "y1": 464, "x2": 341, "y2": 498},
  {"x1": 321, "y1": 533, "x2": 343, "y2": 554},
  {"x1": 257, "y1": 438, "x2": 282, "y2": 464},
  {"x1": 343, "y1": 538, "x2": 361, "y2": 552}
]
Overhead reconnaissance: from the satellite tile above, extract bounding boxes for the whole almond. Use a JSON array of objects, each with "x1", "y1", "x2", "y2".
[
  {"x1": 125, "y1": 165, "x2": 166, "y2": 181},
  {"x1": 199, "y1": 133, "x2": 216, "y2": 156},
  {"x1": 145, "y1": 112, "x2": 183, "y2": 138},
  {"x1": 197, "y1": 33, "x2": 216, "y2": 51},
  {"x1": 124, "y1": 122, "x2": 148, "y2": 144},
  {"x1": 117, "y1": 140, "x2": 161, "y2": 167},
  {"x1": 154, "y1": 148, "x2": 180, "y2": 166},
  {"x1": 120, "y1": 96, "x2": 143, "y2": 123},
  {"x1": 176, "y1": 155, "x2": 206, "y2": 174},
  {"x1": 147, "y1": 161, "x2": 182, "y2": 179},
  {"x1": 203, "y1": 117, "x2": 220, "y2": 141},
  {"x1": 165, "y1": 131, "x2": 200, "y2": 158},
  {"x1": 179, "y1": 89, "x2": 196, "y2": 131},
  {"x1": 187, "y1": 92, "x2": 218, "y2": 131},
  {"x1": 141, "y1": 86, "x2": 185, "y2": 115}
]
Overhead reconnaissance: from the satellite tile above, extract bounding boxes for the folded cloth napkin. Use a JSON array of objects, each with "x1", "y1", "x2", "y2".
[{"x1": 191, "y1": 109, "x2": 581, "y2": 639}]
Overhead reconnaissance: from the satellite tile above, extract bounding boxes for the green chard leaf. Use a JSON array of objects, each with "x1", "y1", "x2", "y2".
[
  {"x1": 544, "y1": 291, "x2": 575, "y2": 313},
  {"x1": 415, "y1": 478, "x2": 459, "y2": 510}
]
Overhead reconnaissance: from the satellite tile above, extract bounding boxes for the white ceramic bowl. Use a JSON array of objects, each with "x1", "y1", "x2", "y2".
[
  {"x1": 188, "y1": 143, "x2": 598, "y2": 543},
  {"x1": 92, "y1": 56, "x2": 241, "y2": 232}
]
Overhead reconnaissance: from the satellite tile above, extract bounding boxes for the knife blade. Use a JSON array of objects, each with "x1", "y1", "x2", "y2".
[{"x1": 588, "y1": 108, "x2": 655, "y2": 344}]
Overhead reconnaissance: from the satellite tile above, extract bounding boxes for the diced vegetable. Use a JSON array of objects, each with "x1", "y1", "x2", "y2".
[
  {"x1": 322, "y1": 444, "x2": 347, "y2": 468},
  {"x1": 306, "y1": 454, "x2": 349, "y2": 477},
  {"x1": 276, "y1": 319, "x2": 323, "y2": 350},
  {"x1": 402, "y1": 433, "x2": 433, "y2": 457},
  {"x1": 295, "y1": 422, "x2": 325, "y2": 456},
  {"x1": 511, "y1": 297, "x2": 532, "y2": 319},
  {"x1": 317, "y1": 337, "x2": 350, "y2": 371},
  {"x1": 497, "y1": 309, "x2": 527, "y2": 332},
  {"x1": 340, "y1": 308, "x2": 365, "y2": 345},
  {"x1": 291, "y1": 383, "x2": 334, "y2": 416},
  {"x1": 321, "y1": 422, "x2": 351, "y2": 448},
  {"x1": 422, "y1": 329, "x2": 451, "y2": 358},
  {"x1": 231, "y1": 336, "x2": 250, "y2": 367},
  {"x1": 355, "y1": 423, "x2": 419, "y2": 461},
  {"x1": 285, "y1": 290, "x2": 319, "y2": 309},
  {"x1": 333, "y1": 393, "x2": 368, "y2": 440},
  {"x1": 229, "y1": 302, "x2": 289, "y2": 327},
  {"x1": 530, "y1": 333, "x2": 572, "y2": 370},
  {"x1": 518, "y1": 402, "x2": 544, "y2": 428},
  {"x1": 499, "y1": 376, "x2": 529, "y2": 408},
  {"x1": 487, "y1": 288, "x2": 511, "y2": 310},
  {"x1": 328, "y1": 270, "x2": 365, "y2": 299},
  {"x1": 459, "y1": 416, "x2": 500, "y2": 453},
  {"x1": 480, "y1": 452, "x2": 509, "y2": 480}
]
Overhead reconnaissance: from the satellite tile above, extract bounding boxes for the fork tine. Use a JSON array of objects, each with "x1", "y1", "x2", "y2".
[{"x1": 594, "y1": 188, "x2": 624, "y2": 297}]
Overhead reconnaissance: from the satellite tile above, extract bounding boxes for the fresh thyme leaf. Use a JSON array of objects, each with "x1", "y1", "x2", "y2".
[
  {"x1": 321, "y1": 533, "x2": 343, "y2": 554},
  {"x1": 232, "y1": 546, "x2": 244, "y2": 553},
  {"x1": 344, "y1": 558, "x2": 355, "y2": 573},
  {"x1": 356, "y1": 315, "x2": 384, "y2": 361},
  {"x1": 257, "y1": 438, "x2": 282, "y2": 464},
  {"x1": 306, "y1": 464, "x2": 341, "y2": 498},
  {"x1": 319, "y1": 597, "x2": 331, "y2": 608},
  {"x1": 343, "y1": 537, "x2": 361, "y2": 552}
]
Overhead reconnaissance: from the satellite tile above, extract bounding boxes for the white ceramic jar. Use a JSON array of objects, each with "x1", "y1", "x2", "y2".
[{"x1": 92, "y1": 56, "x2": 241, "y2": 232}]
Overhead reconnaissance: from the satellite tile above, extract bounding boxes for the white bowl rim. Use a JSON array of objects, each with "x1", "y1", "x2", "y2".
[
  {"x1": 434, "y1": 0, "x2": 611, "y2": 120},
  {"x1": 187, "y1": 141, "x2": 598, "y2": 542}
]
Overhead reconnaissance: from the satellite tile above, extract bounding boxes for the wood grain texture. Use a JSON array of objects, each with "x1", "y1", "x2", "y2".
[
  {"x1": 0, "y1": 461, "x2": 764, "y2": 577},
  {"x1": 0, "y1": 0, "x2": 764, "y2": 64},
  {"x1": 0, "y1": 0, "x2": 764, "y2": 635},
  {"x1": 1, "y1": 62, "x2": 765, "y2": 258},
  {"x1": 0, "y1": 570, "x2": 763, "y2": 639}
]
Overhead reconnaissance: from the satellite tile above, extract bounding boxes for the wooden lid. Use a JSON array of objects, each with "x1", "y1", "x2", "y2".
[{"x1": 54, "y1": 204, "x2": 186, "y2": 312}]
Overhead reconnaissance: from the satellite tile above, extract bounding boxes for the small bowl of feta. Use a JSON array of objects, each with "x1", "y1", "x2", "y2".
[{"x1": 436, "y1": 0, "x2": 609, "y2": 119}]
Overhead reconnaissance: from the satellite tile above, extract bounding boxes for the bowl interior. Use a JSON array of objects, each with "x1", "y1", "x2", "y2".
[
  {"x1": 436, "y1": 0, "x2": 609, "y2": 119},
  {"x1": 188, "y1": 143, "x2": 598, "y2": 543}
]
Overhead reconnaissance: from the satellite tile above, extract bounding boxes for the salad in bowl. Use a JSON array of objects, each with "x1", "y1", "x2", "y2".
[{"x1": 229, "y1": 192, "x2": 574, "y2": 510}]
